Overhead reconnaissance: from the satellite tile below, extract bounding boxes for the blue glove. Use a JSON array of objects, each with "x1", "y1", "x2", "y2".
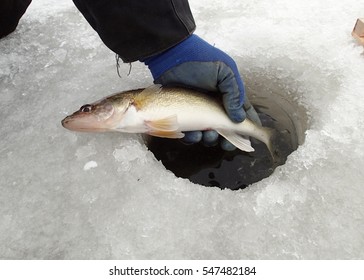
[{"x1": 142, "y1": 34, "x2": 261, "y2": 150}]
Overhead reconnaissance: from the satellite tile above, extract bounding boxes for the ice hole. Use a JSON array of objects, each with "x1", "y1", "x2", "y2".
[{"x1": 146, "y1": 73, "x2": 309, "y2": 190}]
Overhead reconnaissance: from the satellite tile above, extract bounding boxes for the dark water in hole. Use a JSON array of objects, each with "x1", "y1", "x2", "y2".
[{"x1": 147, "y1": 109, "x2": 294, "y2": 190}]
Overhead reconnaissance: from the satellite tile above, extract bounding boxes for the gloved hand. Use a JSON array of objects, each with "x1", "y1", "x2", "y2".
[{"x1": 142, "y1": 34, "x2": 261, "y2": 150}]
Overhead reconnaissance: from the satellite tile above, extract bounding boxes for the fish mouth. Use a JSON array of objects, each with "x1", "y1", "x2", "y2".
[
  {"x1": 61, "y1": 116, "x2": 86, "y2": 131},
  {"x1": 61, "y1": 116, "x2": 72, "y2": 129},
  {"x1": 61, "y1": 116, "x2": 109, "y2": 132}
]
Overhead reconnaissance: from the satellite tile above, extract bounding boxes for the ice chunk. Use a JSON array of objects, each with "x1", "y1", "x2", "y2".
[{"x1": 83, "y1": 161, "x2": 98, "y2": 171}]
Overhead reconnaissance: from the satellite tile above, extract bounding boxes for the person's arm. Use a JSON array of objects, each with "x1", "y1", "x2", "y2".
[
  {"x1": 0, "y1": 0, "x2": 32, "y2": 39},
  {"x1": 72, "y1": 0, "x2": 195, "y2": 62}
]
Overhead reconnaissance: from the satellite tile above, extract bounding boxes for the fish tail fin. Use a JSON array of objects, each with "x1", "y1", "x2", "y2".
[{"x1": 257, "y1": 126, "x2": 280, "y2": 163}]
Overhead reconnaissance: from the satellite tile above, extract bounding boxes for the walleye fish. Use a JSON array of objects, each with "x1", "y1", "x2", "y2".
[{"x1": 62, "y1": 85, "x2": 276, "y2": 157}]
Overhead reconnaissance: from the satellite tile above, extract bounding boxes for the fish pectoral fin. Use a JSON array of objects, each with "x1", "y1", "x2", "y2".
[
  {"x1": 216, "y1": 129, "x2": 255, "y2": 152},
  {"x1": 148, "y1": 130, "x2": 185, "y2": 138},
  {"x1": 145, "y1": 115, "x2": 184, "y2": 139},
  {"x1": 146, "y1": 115, "x2": 179, "y2": 131}
]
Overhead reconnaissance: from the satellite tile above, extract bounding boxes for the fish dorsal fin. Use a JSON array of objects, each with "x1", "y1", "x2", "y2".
[
  {"x1": 133, "y1": 84, "x2": 163, "y2": 109},
  {"x1": 145, "y1": 115, "x2": 184, "y2": 139},
  {"x1": 140, "y1": 84, "x2": 163, "y2": 95},
  {"x1": 216, "y1": 129, "x2": 255, "y2": 152}
]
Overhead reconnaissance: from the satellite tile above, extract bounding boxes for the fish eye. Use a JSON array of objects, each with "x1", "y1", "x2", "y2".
[{"x1": 80, "y1": 104, "x2": 92, "y2": 113}]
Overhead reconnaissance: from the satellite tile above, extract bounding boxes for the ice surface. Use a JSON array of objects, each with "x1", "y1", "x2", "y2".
[{"x1": 1, "y1": 0, "x2": 364, "y2": 259}]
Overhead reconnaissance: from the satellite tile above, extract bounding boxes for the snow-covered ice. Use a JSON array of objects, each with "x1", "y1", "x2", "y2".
[{"x1": 1, "y1": 0, "x2": 364, "y2": 259}]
